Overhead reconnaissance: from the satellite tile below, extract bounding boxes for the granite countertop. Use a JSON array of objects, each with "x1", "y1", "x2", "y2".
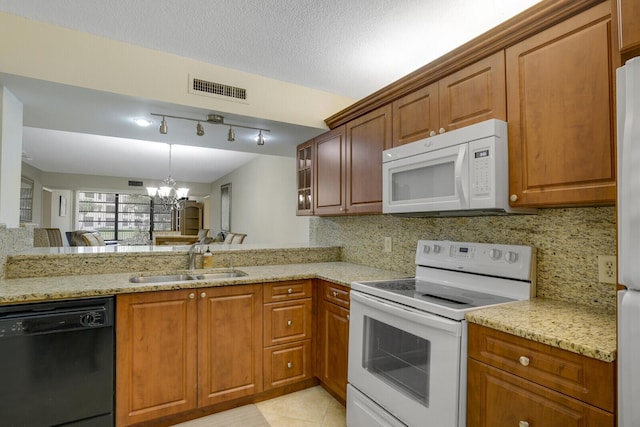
[
  {"x1": 0, "y1": 261, "x2": 409, "y2": 304},
  {"x1": 466, "y1": 299, "x2": 617, "y2": 362}
]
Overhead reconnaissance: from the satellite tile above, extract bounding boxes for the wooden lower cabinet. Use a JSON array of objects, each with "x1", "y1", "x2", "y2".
[
  {"x1": 467, "y1": 323, "x2": 615, "y2": 427},
  {"x1": 263, "y1": 282, "x2": 314, "y2": 390},
  {"x1": 468, "y1": 359, "x2": 614, "y2": 427},
  {"x1": 316, "y1": 280, "x2": 350, "y2": 403},
  {"x1": 115, "y1": 284, "x2": 263, "y2": 427},
  {"x1": 197, "y1": 285, "x2": 263, "y2": 407}
]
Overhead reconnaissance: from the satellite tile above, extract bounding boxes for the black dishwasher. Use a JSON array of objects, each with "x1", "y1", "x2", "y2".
[{"x1": 0, "y1": 297, "x2": 114, "y2": 426}]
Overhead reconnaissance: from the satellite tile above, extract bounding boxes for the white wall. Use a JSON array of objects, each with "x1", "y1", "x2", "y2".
[
  {"x1": 210, "y1": 155, "x2": 309, "y2": 244},
  {"x1": 0, "y1": 87, "x2": 23, "y2": 227}
]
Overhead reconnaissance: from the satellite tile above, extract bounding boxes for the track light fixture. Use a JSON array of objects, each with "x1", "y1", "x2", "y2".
[
  {"x1": 150, "y1": 113, "x2": 270, "y2": 144},
  {"x1": 159, "y1": 116, "x2": 168, "y2": 134}
]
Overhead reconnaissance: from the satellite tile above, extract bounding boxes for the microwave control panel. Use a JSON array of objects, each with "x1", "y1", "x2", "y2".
[{"x1": 471, "y1": 148, "x2": 492, "y2": 195}]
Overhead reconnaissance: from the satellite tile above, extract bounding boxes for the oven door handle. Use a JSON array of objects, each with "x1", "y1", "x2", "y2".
[{"x1": 351, "y1": 291, "x2": 462, "y2": 337}]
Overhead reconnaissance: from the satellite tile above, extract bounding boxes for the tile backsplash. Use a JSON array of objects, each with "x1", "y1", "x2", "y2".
[{"x1": 310, "y1": 207, "x2": 617, "y2": 310}]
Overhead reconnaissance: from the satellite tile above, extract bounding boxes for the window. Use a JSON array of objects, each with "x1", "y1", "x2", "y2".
[{"x1": 77, "y1": 191, "x2": 172, "y2": 242}]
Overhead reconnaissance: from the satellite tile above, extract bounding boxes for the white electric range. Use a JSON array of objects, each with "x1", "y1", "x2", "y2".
[{"x1": 347, "y1": 240, "x2": 536, "y2": 427}]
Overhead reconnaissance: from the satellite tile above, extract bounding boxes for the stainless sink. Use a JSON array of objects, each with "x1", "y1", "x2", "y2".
[{"x1": 130, "y1": 270, "x2": 247, "y2": 283}]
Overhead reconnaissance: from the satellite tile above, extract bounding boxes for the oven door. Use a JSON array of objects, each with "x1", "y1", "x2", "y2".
[
  {"x1": 383, "y1": 143, "x2": 469, "y2": 214},
  {"x1": 348, "y1": 291, "x2": 462, "y2": 427}
]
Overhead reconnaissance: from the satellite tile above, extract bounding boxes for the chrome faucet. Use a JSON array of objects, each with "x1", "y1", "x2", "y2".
[{"x1": 188, "y1": 243, "x2": 200, "y2": 270}]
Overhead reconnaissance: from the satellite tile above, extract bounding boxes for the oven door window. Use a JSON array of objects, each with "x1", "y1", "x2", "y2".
[{"x1": 363, "y1": 316, "x2": 430, "y2": 407}]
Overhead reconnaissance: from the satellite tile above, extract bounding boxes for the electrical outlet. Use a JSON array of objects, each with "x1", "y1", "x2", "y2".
[
  {"x1": 384, "y1": 237, "x2": 392, "y2": 252},
  {"x1": 597, "y1": 255, "x2": 617, "y2": 284}
]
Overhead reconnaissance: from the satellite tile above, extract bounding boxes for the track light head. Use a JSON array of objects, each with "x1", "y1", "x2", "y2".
[
  {"x1": 159, "y1": 116, "x2": 168, "y2": 134},
  {"x1": 257, "y1": 130, "x2": 265, "y2": 146},
  {"x1": 227, "y1": 127, "x2": 235, "y2": 142},
  {"x1": 196, "y1": 122, "x2": 205, "y2": 136}
]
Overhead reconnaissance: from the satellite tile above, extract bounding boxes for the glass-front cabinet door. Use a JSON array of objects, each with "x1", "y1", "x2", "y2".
[{"x1": 296, "y1": 139, "x2": 313, "y2": 215}]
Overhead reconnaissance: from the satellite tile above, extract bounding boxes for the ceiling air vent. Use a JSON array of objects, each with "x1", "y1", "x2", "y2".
[
  {"x1": 128, "y1": 180, "x2": 143, "y2": 187},
  {"x1": 189, "y1": 75, "x2": 248, "y2": 103}
]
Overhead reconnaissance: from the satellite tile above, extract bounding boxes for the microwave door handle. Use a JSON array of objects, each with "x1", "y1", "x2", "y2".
[{"x1": 455, "y1": 145, "x2": 468, "y2": 207}]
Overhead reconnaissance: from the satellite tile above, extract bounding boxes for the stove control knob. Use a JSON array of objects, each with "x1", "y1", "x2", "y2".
[
  {"x1": 489, "y1": 249, "x2": 502, "y2": 260},
  {"x1": 432, "y1": 244, "x2": 442, "y2": 254},
  {"x1": 505, "y1": 251, "x2": 519, "y2": 263},
  {"x1": 423, "y1": 245, "x2": 431, "y2": 254}
]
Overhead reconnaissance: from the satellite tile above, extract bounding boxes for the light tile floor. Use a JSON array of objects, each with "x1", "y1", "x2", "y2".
[
  {"x1": 175, "y1": 386, "x2": 347, "y2": 427},
  {"x1": 256, "y1": 386, "x2": 346, "y2": 427}
]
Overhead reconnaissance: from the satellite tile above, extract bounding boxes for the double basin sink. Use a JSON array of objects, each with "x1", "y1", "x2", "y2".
[{"x1": 130, "y1": 270, "x2": 247, "y2": 284}]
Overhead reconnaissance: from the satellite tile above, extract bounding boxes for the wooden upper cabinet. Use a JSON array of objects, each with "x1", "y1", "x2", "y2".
[
  {"x1": 391, "y1": 51, "x2": 505, "y2": 147},
  {"x1": 506, "y1": 1, "x2": 616, "y2": 207},
  {"x1": 392, "y1": 83, "x2": 439, "y2": 147},
  {"x1": 344, "y1": 104, "x2": 392, "y2": 214},
  {"x1": 618, "y1": 0, "x2": 640, "y2": 55},
  {"x1": 439, "y1": 51, "x2": 506, "y2": 131},
  {"x1": 314, "y1": 126, "x2": 346, "y2": 215}
]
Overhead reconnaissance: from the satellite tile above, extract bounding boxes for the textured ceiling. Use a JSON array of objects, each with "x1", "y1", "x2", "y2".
[{"x1": 0, "y1": 0, "x2": 541, "y2": 187}]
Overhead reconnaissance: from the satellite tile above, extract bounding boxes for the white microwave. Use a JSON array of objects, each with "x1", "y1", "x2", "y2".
[{"x1": 382, "y1": 119, "x2": 535, "y2": 216}]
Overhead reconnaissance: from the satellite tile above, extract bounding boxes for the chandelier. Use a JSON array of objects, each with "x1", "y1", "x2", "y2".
[{"x1": 146, "y1": 144, "x2": 189, "y2": 210}]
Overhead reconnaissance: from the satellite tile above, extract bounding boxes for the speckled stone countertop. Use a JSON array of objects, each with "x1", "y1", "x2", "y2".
[
  {"x1": 466, "y1": 299, "x2": 616, "y2": 362},
  {"x1": 0, "y1": 262, "x2": 409, "y2": 304}
]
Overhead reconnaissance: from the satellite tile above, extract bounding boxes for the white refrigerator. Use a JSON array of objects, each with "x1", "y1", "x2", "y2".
[{"x1": 618, "y1": 56, "x2": 640, "y2": 427}]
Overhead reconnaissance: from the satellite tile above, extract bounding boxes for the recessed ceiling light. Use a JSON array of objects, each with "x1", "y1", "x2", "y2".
[{"x1": 135, "y1": 118, "x2": 152, "y2": 127}]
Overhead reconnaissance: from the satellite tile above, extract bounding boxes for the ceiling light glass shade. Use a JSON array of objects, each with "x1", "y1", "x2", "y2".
[
  {"x1": 158, "y1": 186, "x2": 172, "y2": 198},
  {"x1": 196, "y1": 122, "x2": 205, "y2": 136},
  {"x1": 159, "y1": 117, "x2": 168, "y2": 134},
  {"x1": 146, "y1": 187, "x2": 158, "y2": 197},
  {"x1": 176, "y1": 188, "x2": 190, "y2": 199},
  {"x1": 227, "y1": 127, "x2": 235, "y2": 142},
  {"x1": 257, "y1": 131, "x2": 265, "y2": 146}
]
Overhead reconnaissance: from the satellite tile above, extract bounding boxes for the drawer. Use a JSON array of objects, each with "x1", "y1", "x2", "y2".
[
  {"x1": 467, "y1": 358, "x2": 614, "y2": 427},
  {"x1": 468, "y1": 323, "x2": 615, "y2": 412},
  {"x1": 263, "y1": 339, "x2": 312, "y2": 390},
  {"x1": 322, "y1": 281, "x2": 350, "y2": 308},
  {"x1": 264, "y1": 299, "x2": 313, "y2": 346},
  {"x1": 263, "y1": 280, "x2": 313, "y2": 302}
]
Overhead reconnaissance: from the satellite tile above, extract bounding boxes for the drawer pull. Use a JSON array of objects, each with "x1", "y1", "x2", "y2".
[
  {"x1": 347, "y1": 314, "x2": 350, "y2": 321},
  {"x1": 287, "y1": 362, "x2": 292, "y2": 369},
  {"x1": 287, "y1": 288, "x2": 293, "y2": 294},
  {"x1": 519, "y1": 356, "x2": 530, "y2": 366},
  {"x1": 200, "y1": 292, "x2": 206, "y2": 299},
  {"x1": 332, "y1": 291, "x2": 338, "y2": 297},
  {"x1": 287, "y1": 320, "x2": 292, "y2": 326},
  {"x1": 519, "y1": 421, "x2": 529, "y2": 427},
  {"x1": 189, "y1": 293, "x2": 195, "y2": 299}
]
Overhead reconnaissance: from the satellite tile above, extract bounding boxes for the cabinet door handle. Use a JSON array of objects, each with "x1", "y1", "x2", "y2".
[
  {"x1": 510, "y1": 194, "x2": 519, "y2": 202},
  {"x1": 189, "y1": 293, "x2": 195, "y2": 299},
  {"x1": 439, "y1": 127, "x2": 446, "y2": 134},
  {"x1": 519, "y1": 421, "x2": 530, "y2": 427},
  {"x1": 519, "y1": 356, "x2": 530, "y2": 366},
  {"x1": 347, "y1": 314, "x2": 350, "y2": 321},
  {"x1": 287, "y1": 362, "x2": 293, "y2": 369},
  {"x1": 332, "y1": 291, "x2": 338, "y2": 297},
  {"x1": 287, "y1": 288, "x2": 293, "y2": 294},
  {"x1": 287, "y1": 320, "x2": 292, "y2": 326},
  {"x1": 200, "y1": 292, "x2": 206, "y2": 299}
]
